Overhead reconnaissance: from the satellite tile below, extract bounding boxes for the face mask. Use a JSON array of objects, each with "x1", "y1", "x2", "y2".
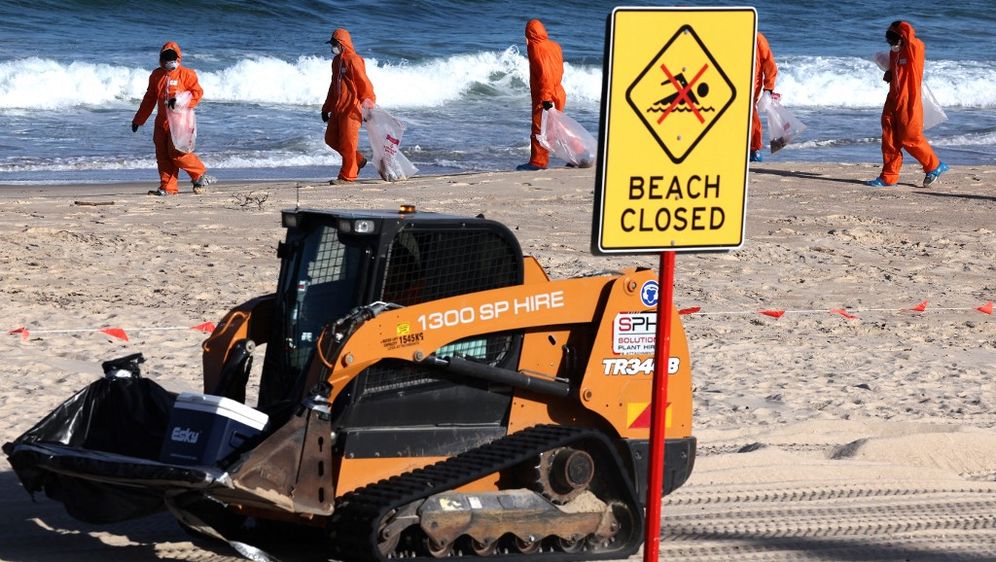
[
  {"x1": 331, "y1": 45, "x2": 342, "y2": 56},
  {"x1": 164, "y1": 60, "x2": 179, "y2": 70},
  {"x1": 890, "y1": 43, "x2": 901, "y2": 52}
]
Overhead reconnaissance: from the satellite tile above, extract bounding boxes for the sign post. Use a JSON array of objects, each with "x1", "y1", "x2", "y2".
[
  {"x1": 592, "y1": 7, "x2": 756, "y2": 560},
  {"x1": 644, "y1": 250, "x2": 675, "y2": 561}
]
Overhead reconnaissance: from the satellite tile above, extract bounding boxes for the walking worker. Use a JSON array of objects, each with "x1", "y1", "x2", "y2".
[
  {"x1": 517, "y1": 19, "x2": 566, "y2": 171},
  {"x1": 322, "y1": 28, "x2": 376, "y2": 185},
  {"x1": 867, "y1": 21, "x2": 948, "y2": 188},
  {"x1": 132, "y1": 42, "x2": 211, "y2": 196},
  {"x1": 750, "y1": 32, "x2": 778, "y2": 163}
]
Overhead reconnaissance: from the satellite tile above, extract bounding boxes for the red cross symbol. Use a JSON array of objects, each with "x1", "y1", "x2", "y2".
[{"x1": 657, "y1": 63, "x2": 709, "y2": 125}]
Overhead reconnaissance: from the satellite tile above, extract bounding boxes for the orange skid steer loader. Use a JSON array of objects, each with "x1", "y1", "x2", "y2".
[{"x1": 5, "y1": 206, "x2": 695, "y2": 561}]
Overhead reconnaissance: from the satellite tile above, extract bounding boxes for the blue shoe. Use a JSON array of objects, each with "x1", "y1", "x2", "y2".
[
  {"x1": 749, "y1": 150, "x2": 762, "y2": 162},
  {"x1": 922, "y1": 162, "x2": 949, "y2": 188},
  {"x1": 865, "y1": 178, "x2": 895, "y2": 188},
  {"x1": 516, "y1": 163, "x2": 544, "y2": 171}
]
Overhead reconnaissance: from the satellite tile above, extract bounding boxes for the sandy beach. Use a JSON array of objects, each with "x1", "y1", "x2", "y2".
[{"x1": 1, "y1": 162, "x2": 994, "y2": 561}]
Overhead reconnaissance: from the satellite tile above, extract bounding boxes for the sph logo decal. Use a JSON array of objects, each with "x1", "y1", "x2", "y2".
[
  {"x1": 640, "y1": 280, "x2": 659, "y2": 307},
  {"x1": 613, "y1": 312, "x2": 656, "y2": 354}
]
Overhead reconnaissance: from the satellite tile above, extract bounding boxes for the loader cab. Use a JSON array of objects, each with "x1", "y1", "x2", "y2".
[{"x1": 258, "y1": 207, "x2": 524, "y2": 454}]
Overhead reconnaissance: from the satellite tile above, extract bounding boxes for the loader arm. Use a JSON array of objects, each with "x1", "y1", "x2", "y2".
[
  {"x1": 310, "y1": 268, "x2": 689, "y2": 437},
  {"x1": 316, "y1": 275, "x2": 608, "y2": 398},
  {"x1": 201, "y1": 294, "x2": 275, "y2": 394}
]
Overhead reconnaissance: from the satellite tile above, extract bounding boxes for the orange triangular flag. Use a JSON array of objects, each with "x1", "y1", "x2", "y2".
[
  {"x1": 9, "y1": 327, "x2": 29, "y2": 341},
  {"x1": 978, "y1": 301, "x2": 993, "y2": 315},
  {"x1": 100, "y1": 327, "x2": 129, "y2": 341},
  {"x1": 678, "y1": 306, "x2": 701, "y2": 315},
  {"x1": 831, "y1": 308, "x2": 859, "y2": 320},
  {"x1": 191, "y1": 321, "x2": 216, "y2": 333},
  {"x1": 759, "y1": 309, "x2": 785, "y2": 318},
  {"x1": 908, "y1": 300, "x2": 928, "y2": 312}
]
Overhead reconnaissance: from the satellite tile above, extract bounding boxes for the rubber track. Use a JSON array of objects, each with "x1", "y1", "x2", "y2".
[{"x1": 327, "y1": 425, "x2": 643, "y2": 562}]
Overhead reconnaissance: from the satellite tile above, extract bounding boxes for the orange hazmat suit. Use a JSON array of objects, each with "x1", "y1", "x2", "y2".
[
  {"x1": 132, "y1": 42, "x2": 207, "y2": 194},
  {"x1": 877, "y1": 21, "x2": 939, "y2": 184},
  {"x1": 751, "y1": 32, "x2": 778, "y2": 153},
  {"x1": 323, "y1": 28, "x2": 376, "y2": 182},
  {"x1": 526, "y1": 19, "x2": 567, "y2": 169}
]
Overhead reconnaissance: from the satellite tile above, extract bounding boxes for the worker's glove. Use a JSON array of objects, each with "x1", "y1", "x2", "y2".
[
  {"x1": 321, "y1": 111, "x2": 330, "y2": 123},
  {"x1": 882, "y1": 70, "x2": 892, "y2": 83},
  {"x1": 167, "y1": 98, "x2": 176, "y2": 110},
  {"x1": 131, "y1": 122, "x2": 139, "y2": 133},
  {"x1": 542, "y1": 100, "x2": 553, "y2": 110},
  {"x1": 765, "y1": 89, "x2": 781, "y2": 102}
]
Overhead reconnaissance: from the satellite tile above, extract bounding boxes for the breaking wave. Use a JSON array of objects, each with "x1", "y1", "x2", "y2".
[
  {"x1": 0, "y1": 47, "x2": 601, "y2": 110},
  {"x1": 4, "y1": 51, "x2": 992, "y2": 112},
  {"x1": 772, "y1": 55, "x2": 996, "y2": 109}
]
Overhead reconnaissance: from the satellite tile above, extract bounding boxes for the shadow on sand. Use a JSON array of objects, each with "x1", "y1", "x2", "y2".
[
  {"x1": 750, "y1": 167, "x2": 872, "y2": 187},
  {"x1": 909, "y1": 189, "x2": 996, "y2": 203},
  {"x1": 0, "y1": 470, "x2": 324, "y2": 562}
]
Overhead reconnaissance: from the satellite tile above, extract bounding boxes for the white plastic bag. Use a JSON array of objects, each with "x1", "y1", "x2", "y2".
[
  {"x1": 921, "y1": 83, "x2": 948, "y2": 130},
  {"x1": 872, "y1": 51, "x2": 947, "y2": 130},
  {"x1": 873, "y1": 51, "x2": 890, "y2": 72},
  {"x1": 536, "y1": 108, "x2": 597, "y2": 168},
  {"x1": 167, "y1": 91, "x2": 196, "y2": 153},
  {"x1": 757, "y1": 91, "x2": 806, "y2": 153},
  {"x1": 362, "y1": 105, "x2": 418, "y2": 182}
]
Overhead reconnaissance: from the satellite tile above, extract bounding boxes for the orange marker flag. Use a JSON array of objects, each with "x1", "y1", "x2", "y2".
[
  {"x1": 759, "y1": 309, "x2": 785, "y2": 318},
  {"x1": 978, "y1": 301, "x2": 994, "y2": 315},
  {"x1": 9, "y1": 327, "x2": 29, "y2": 341},
  {"x1": 678, "y1": 306, "x2": 701, "y2": 315},
  {"x1": 100, "y1": 327, "x2": 129, "y2": 341},
  {"x1": 831, "y1": 308, "x2": 859, "y2": 320},
  {"x1": 907, "y1": 300, "x2": 928, "y2": 312},
  {"x1": 191, "y1": 322, "x2": 216, "y2": 333}
]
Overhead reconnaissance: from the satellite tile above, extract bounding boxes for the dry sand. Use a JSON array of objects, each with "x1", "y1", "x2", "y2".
[{"x1": 0, "y1": 161, "x2": 994, "y2": 561}]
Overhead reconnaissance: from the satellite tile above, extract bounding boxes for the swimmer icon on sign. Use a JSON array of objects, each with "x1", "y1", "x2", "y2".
[{"x1": 626, "y1": 25, "x2": 736, "y2": 164}]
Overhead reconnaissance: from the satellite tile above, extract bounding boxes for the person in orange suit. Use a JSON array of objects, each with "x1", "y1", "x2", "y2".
[
  {"x1": 132, "y1": 42, "x2": 211, "y2": 196},
  {"x1": 750, "y1": 32, "x2": 778, "y2": 163},
  {"x1": 867, "y1": 21, "x2": 948, "y2": 188},
  {"x1": 322, "y1": 28, "x2": 376, "y2": 184},
  {"x1": 517, "y1": 19, "x2": 567, "y2": 171}
]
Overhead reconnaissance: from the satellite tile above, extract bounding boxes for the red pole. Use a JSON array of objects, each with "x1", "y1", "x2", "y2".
[{"x1": 643, "y1": 250, "x2": 675, "y2": 562}]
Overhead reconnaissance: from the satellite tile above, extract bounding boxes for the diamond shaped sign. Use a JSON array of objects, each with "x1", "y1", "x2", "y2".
[{"x1": 625, "y1": 25, "x2": 736, "y2": 164}]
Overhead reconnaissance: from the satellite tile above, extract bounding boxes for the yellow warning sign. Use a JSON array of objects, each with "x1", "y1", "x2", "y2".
[{"x1": 592, "y1": 8, "x2": 756, "y2": 254}]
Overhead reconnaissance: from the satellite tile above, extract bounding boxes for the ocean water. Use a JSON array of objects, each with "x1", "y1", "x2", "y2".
[{"x1": 1, "y1": 0, "x2": 994, "y2": 184}]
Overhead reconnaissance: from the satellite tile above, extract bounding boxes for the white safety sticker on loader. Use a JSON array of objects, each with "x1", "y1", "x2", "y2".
[
  {"x1": 439, "y1": 497, "x2": 463, "y2": 511},
  {"x1": 613, "y1": 312, "x2": 656, "y2": 354}
]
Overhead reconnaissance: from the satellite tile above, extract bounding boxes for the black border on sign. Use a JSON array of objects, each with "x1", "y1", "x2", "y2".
[
  {"x1": 591, "y1": 6, "x2": 757, "y2": 255},
  {"x1": 625, "y1": 24, "x2": 737, "y2": 165}
]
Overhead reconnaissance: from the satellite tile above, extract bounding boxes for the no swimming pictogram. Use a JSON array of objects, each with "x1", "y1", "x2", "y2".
[{"x1": 626, "y1": 25, "x2": 736, "y2": 164}]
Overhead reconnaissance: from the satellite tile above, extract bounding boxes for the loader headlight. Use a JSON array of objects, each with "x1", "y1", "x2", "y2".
[
  {"x1": 338, "y1": 219, "x2": 377, "y2": 234},
  {"x1": 282, "y1": 211, "x2": 300, "y2": 228}
]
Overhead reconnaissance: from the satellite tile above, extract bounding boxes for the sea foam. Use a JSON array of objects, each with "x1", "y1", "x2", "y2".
[{"x1": 1, "y1": 51, "x2": 993, "y2": 111}]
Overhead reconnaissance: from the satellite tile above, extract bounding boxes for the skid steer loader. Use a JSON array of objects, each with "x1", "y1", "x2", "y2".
[{"x1": 5, "y1": 206, "x2": 695, "y2": 561}]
